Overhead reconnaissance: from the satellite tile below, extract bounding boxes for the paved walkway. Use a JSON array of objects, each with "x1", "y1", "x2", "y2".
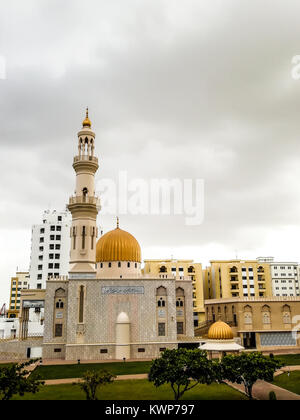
[
  {"x1": 41, "y1": 358, "x2": 152, "y2": 366},
  {"x1": 274, "y1": 365, "x2": 300, "y2": 376},
  {"x1": 227, "y1": 379, "x2": 300, "y2": 400},
  {"x1": 44, "y1": 373, "x2": 148, "y2": 386},
  {"x1": 31, "y1": 361, "x2": 300, "y2": 400}
]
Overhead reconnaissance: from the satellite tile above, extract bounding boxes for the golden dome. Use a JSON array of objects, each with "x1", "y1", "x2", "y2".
[
  {"x1": 207, "y1": 321, "x2": 234, "y2": 340},
  {"x1": 82, "y1": 107, "x2": 92, "y2": 128},
  {"x1": 96, "y1": 225, "x2": 141, "y2": 263}
]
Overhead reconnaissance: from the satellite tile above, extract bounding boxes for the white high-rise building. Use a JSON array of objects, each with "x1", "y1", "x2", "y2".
[
  {"x1": 29, "y1": 210, "x2": 71, "y2": 289},
  {"x1": 257, "y1": 257, "x2": 300, "y2": 297}
]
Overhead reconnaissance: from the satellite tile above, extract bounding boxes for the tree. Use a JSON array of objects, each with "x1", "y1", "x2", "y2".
[
  {"x1": 0, "y1": 359, "x2": 44, "y2": 400},
  {"x1": 220, "y1": 352, "x2": 283, "y2": 400},
  {"x1": 77, "y1": 370, "x2": 116, "y2": 401},
  {"x1": 148, "y1": 348, "x2": 218, "y2": 401}
]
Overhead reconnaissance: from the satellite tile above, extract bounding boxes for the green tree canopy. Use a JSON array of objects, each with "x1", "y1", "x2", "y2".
[
  {"x1": 148, "y1": 348, "x2": 218, "y2": 400},
  {"x1": 0, "y1": 359, "x2": 44, "y2": 400},
  {"x1": 220, "y1": 352, "x2": 283, "y2": 399},
  {"x1": 77, "y1": 370, "x2": 116, "y2": 401}
]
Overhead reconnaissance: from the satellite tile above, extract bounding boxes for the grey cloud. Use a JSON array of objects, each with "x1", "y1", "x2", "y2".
[{"x1": 1, "y1": 0, "x2": 300, "y2": 301}]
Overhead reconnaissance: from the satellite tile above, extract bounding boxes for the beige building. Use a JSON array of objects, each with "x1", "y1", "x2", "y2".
[
  {"x1": 204, "y1": 297, "x2": 300, "y2": 352},
  {"x1": 204, "y1": 260, "x2": 272, "y2": 300},
  {"x1": 42, "y1": 111, "x2": 195, "y2": 361},
  {"x1": 7, "y1": 272, "x2": 30, "y2": 319},
  {"x1": 143, "y1": 260, "x2": 205, "y2": 325}
]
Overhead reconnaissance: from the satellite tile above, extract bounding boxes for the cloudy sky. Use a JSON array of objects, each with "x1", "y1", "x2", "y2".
[{"x1": 1, "y1": 0, "x2": 300, "y2": 303}]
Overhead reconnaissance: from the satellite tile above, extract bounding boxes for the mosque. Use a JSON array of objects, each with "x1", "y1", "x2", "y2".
[{"x1": 42, "y1": 111, "x2": 195, "y2": 360}]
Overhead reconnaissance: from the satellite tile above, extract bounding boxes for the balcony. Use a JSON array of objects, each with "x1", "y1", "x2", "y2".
[
  {"x1": 69, "y1": 196, "x2": 100, "y2": 207},
  {"x1": 74, "y1": 155, "x2": 98, "y2": 164}
]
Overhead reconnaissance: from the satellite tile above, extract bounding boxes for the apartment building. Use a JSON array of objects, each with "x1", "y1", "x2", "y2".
[
  {"x1": 257, "y1": 257, "x2": 300, "y2": 297},
  {"x1": 29, "y1": 210, "x2": 71, "y2": 289},
  {"x1": 204, "y1": 260, "x2": 272, "y2": 300},
  {"x1": 143, "y1": 259, "x2": 205, "y2": 325},
  {"x1": 7, "y1": 271, "x2": 30, "y2": 319}
]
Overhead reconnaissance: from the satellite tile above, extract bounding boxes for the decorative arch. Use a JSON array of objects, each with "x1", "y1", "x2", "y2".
[
  {"x1": 156, "y1": 286, "x2": 167, "y2": 296},
  {"x1": 176, "y1": 287, "x2": 185, "y2": 297},
  {"x1": 55, "y1": 288, "x2": 66, "y2": 297},
  {"x1": 156, "y1": 286, "x2": 167, "y2": 308},
  {"x1": 282, "y1": 305, "x2": 291, "y2": 324},
  {"x1": 176, "y1": 288, "x2": 185, "y2": 308},
  {"x1": 262, "y1": 305, "x2": 271, "y2": 325},
  {"x1": 243, "y1": 305, "x2": 253, "y2": 325}
]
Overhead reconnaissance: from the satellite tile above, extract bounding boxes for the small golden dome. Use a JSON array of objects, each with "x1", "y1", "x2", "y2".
[
  {"x1": 208, "y1": 321, "x2": 234, "y2": 340},
  {"x1": 82, "y1": 107, "x2": 92, "y2": 128},
  {"x1": 96, "y1": 225, "x2": 141, "y2": 263}
]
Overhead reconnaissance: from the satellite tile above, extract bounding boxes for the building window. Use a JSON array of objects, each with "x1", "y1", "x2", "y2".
[
  {"x1": 79, "y1": 286, "x2": 84, "y2": 323},
  {"x1": 100, "y1": 349, "x2": 108, "y2": 354},
  {"x1": 54, "y1": 348, "x2": 62, "y2": 353},
  {"x1": 138, "y1": 348, "x2": 145, "y2": 353},
  {"x1": 177, "y1": 322, "x2": 184, "y2": 335},
  {"x1": 55, "y1": 324, "x2": 63, "y2": 337},
  {"x1": 158, "y1": 323, "x2": 166, "y2": 336}
]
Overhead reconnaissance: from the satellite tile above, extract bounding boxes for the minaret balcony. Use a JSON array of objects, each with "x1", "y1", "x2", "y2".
[
  {"x1": 69, "y1": 196, "x2": 100, "y2": 207},
  {"x1": 74, "y1": 155, "x2": 98, "y2": 164}
]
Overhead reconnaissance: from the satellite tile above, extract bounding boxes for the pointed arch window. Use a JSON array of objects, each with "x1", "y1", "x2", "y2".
[{"x1": 79, "y1": 286, "x2": 85, "y2": 323}]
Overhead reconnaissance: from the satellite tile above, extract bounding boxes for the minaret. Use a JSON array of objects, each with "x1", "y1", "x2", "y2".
[{"x1": 68, "y1": 109, "x2": 100, "y2": 275}]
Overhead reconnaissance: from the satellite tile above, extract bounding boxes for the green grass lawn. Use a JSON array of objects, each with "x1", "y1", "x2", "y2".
[
  {"x1": 12, "y1": 379, "x2": 247, "y2": 400},
  {"x1": 31, "y1": 361, "x2": 152, "y2": 380},
  {"x1": 274, "y1": 354, "x2": 300, "y2": 366},
  {"x1": 272, "y1": 371, "x2": 300, "y2": 395}
]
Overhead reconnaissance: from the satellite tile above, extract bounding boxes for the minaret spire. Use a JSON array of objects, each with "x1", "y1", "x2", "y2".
[
  {"x1": 68, "y1": 109, "x2": 100, "y2": 274},
  {"x1": 82, "y1": 107, "x2": 92, "y2": 128}
]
